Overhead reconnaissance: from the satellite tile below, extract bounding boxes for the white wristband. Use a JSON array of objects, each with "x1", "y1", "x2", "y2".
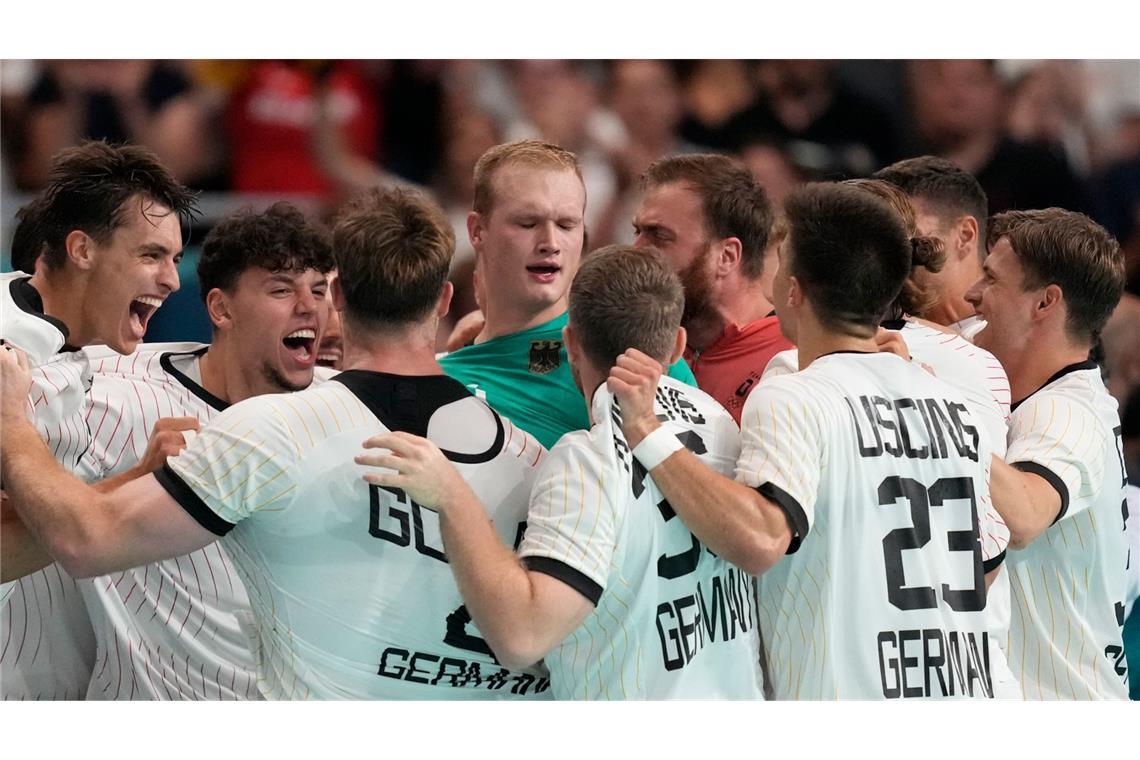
[{"x1": 631, "y1": 426, "x2": 684, "y2": 471}]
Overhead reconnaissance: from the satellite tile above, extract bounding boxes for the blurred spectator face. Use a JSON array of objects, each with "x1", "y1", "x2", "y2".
[
  {"x1": 755, "y1": 60, "x2": 833, "y2": 99},
  {"x1": 469, "y1": 165, "x2": 586, "y2": 318},
  {"x1": 512, "y1": 61, "x2": 598, "y2": 149},
  {"x1": 910, "y1": 60, "x2": 1004, "y2": 146},
  {"x1": 633, "y1": 181, "x2": 718, "y2": 328},
  {"x1": 611, "y1": 60, "x2": 682, "y2": 142},
  {"x1": 740, "y1": 143, "x2": 804, "y2": 208},
  {"x1": 443, "y1": 107, "x2": 500, "y2": 201}
]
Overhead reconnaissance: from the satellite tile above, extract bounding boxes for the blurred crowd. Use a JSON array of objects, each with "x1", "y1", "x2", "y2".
[{"x1": 2, "y1": 59, "x2": 1139, "y2": 379}]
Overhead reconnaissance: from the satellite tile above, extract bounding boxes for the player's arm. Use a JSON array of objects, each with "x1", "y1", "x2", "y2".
[
  {"x1": 0, "y1": 346, "x2": 215, "y2": 577},
  {"x1": 608, "y1": 350, "x2": 794, "y2": 577},
  {"x1": 987, "y1": 456, "x2": 1063, "y2": 549},
  {"x1": 1, "y1": 490, "x2": 55, "y2": 582},
  {"x1": 988, "y1": 395, "x2": 1105, "y2": 550},
  {"x1": 358, "y1": 432, "x2": 595, "y2": 670}
]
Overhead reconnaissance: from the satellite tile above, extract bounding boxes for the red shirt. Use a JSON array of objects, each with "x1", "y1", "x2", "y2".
[{"x1": 684, "y1": 315, "x2": 793, "y2": 425}]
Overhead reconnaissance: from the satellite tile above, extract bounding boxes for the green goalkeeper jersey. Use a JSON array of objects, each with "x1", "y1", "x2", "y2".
[{"x1": 440, "y1": 311, "x2": 697, "y2": 449}]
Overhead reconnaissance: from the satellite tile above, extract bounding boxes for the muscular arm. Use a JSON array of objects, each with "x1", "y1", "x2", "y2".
[
  {"x1": 2, "y1": 412, "x2": 217, "y2": 578},
  {"x1": 358, "y1": 433, "x2": 594, "y2": 670},
  {"x1": 609, "y1": 350, "x2": 793, "y2": 576},
  {"x1": 987, "y1": 455, "x2": 1063, "y2": 549}
]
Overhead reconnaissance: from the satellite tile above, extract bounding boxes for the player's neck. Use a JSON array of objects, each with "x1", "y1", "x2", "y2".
[
  {"x1": 794, "y1": 313, "x2": 878, "y2": 370},
  {"x1": 197, "y1": 342, "x2": 243, "y2": 404},
  {"x1": 478, "y1": 299, "x2": 566, "y2": 343},
  {"x1": 27, "y1": 269, "x2": 92, "y2": 346},
  {"x1": 1006, "y1": 334, "x2": 1092, "y2": 406},
  {"x1": 340, "y1": 322, "x2": 444, "y2": 376}
]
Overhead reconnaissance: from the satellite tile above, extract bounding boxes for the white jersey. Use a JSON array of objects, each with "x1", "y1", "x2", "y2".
[
  {"x1": 1, "y1": 272, "x2": 97, "y2": 700},
  {"x1": 519, "y1": 376, "x2": 763, "y2": 699},
  {"x1": 1125, "y1": 484, "x2": 1139, "y2": 620},
  {"x1": 760, "y1": 323, "x2": 1019, "y2": 697},
  {"x1": 1004, "y1": 361, "x2": 1129, "y2": 700},
  {"x1": 742, "y1": 352, "x2": 1006, "y2": 699},
  {"x1": 950, "y1": 314, "x2": 986, "y2": 342},
  {"x1": 78, "y1": 345, "x2": 260, "y2": 700},
  {"x1": 159, "y1": 371, "x2": 550, "y2": 699}
]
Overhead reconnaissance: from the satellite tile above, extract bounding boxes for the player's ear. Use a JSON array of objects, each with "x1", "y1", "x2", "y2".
[
  {"x1": 667, "y1": 326, "x2": 686, "y2": 365},
  {"x1": 65, "y1": 230, "x2": 96, "y2": 271},
  {"x1": 467, "y1": 211, "x2": 485, "y2": 251},
  {"x1": 1035, "y1": 283, "x2": 1064, "y2": 323},
  {"x1": 436, "y1": 281, "x2": 454, "y2": 318},
  {"x1": 717, "y1": 237, "x2": 743, "y2": 276},
  {"x1": 956, "y1": 215, "x2": 979, "y2": 262},
  {"x1": 329, "y1": 272, "x2": 347, "y2": 312},
  {"x1": 786, "y1": 275, "x2": 803, "y2": 308},
  {"x1": 205, "y1": 288, "x2": 233, "y2": 331},
  {"x1": 562, "y1": 323, "x2": 582, "y2": 365}
]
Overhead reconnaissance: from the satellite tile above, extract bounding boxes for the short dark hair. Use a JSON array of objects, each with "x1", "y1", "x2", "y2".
[
  {"x1": 10, "y1": 195, "x2": 49, "y2": 273},
  {"x1": 842, "y1": 178, "x2": 946, "y2": 321},
  {"x1": 783, "y1": 183, "x2": 912, "y2": 336},
  {"x1": 333, "y1": 186, "x2": 455, "y2": 329},
  {"x1": 569, "y1": 245, "x2": 684, "y2": 369},
  {"x1": 198, "y1": 203, "x2": 334, "y2": 303},
  {"x1": 874, "y1": 155, "x2": 988, "y2": 242},
  {"x1": 642, "y1": 154, "x2": 774, "y2": 279},
  {"x1": 987, "y1": 208, "x2": 1124, "y2": 343},
  {"x1": 35, "y1": 140, "x2": 199, "y2": 270}
]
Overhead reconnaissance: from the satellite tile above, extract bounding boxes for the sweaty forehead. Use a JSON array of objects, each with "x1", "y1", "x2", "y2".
[{"x1": 638, "y1": 182, "x2": 705, "y2": 227}]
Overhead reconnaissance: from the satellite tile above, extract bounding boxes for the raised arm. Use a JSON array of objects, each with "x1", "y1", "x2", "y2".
[{"x1": 607, "y1": 349, "x2": 794, "y2": 576}]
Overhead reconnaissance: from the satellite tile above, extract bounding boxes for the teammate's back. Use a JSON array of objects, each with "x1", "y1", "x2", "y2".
[{"x1": 747, "y1": 351, "x2": 1001, "y2": 698}]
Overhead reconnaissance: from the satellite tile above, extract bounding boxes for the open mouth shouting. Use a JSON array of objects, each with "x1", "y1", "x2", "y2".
[
  {"x1": 128, "y1": 295, "x2": 164, "y2": 339},
  {"x1": 282, "y1": 328, "x2": 318, "y2": 367}
]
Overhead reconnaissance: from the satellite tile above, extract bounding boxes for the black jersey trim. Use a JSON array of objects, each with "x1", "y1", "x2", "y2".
[
  {"x1": 522, "y1": 555, "x2": 603, "y2": 606},
  {"x1": 155, "y1": 464, "x2": 236, "y2": 536},
  {"x1": 334, "y1": 370, "x2": 505, "y2": 464},
  {"x1": 9, "y1": 277, "x2": 70, "y2": 340},
  {"x1": 983, "y1": 549, "x2": 1007, "y2": 574},
  {"x1": 1011, "y1": 460, "x2": 1070, "y2": 524},
  {"x1": 755, "y1": 481, "x2": 808, "y2": 554},
  {"x1": 160, "y1": 347, "x2": 229, "y2": 412},
  {"x1": 1010, "y1": 360, "x2": 1099, "y2": 412}
]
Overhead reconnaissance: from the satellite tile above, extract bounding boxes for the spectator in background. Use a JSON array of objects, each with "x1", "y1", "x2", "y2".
[
  {"x1": 725, "y1": 60, "x2": 901, "y2": 177},
  {"x1": 738, "y1": 135, "x2": 810, "y2": 209},
  {"x1": 907, "y1": 59, "x2": 1086, "y2": 214},
  {"x1": 590, "y1": 60, "x2": 701, "y2": 248},
  {"x1": 675, "y1": 60, "x2": 756, "y2": 151},
  {"x1": 13, "y1": 61, "x2": 219, "y2": 191},
  {"x1": 225, "y1": 60, "x2": 380, "y2": 198}
]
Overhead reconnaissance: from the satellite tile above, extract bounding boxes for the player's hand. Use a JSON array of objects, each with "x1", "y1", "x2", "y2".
[
  {"x1": 135, "y1": 417, "x2": 200, "y2": 475},
  {"x1": 356, "y1": 431, "x2": 473, "y2": 512},
  {"x1": 446, "y1": 310, "x2": 485, "y2": 352},
  {"x1": 874, "y1": 327, "x2": 911, "y2": 361},
  {"x1": 607, "y1": 348, "x2": 663, "y2": 448},
  {"x1": 0, "y1": 342, "x2": 33, "y2": 422}
]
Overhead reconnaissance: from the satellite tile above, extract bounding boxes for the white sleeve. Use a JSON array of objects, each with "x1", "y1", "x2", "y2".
[
  {"x1": 1126, "y1": 484, "x2": 1140, "y2": 617},
  {"x1": 977, "y1": 454, "x2": 1011, "y2": 569},
  {"x1": 735, "y1": 375, "x2": 823, "y2": 550},
  {"x1": 517, "y1": 436, "x2": 616, "y2": 606},
  {"x1": 157, "y1": 396, "x2": 302, "y2": 534},
  {"x1": 1006, "y1": 393, "x2": 1106, "y2": 524}
]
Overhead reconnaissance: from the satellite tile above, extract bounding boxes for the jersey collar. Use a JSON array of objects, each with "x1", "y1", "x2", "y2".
[{"x1": 1010, "y1": 359, "x2": 1100, "y2": 412}]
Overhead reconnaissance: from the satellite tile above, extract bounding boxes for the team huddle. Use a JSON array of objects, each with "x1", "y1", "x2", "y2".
[{"x1": 0, "y1": 137, "x2": 1132, "y2": 700}]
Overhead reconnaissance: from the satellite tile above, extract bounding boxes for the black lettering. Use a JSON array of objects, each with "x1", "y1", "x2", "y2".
[
  {"x1": 675, "y1": 596, "x2": 699, "y2": 663},
  {"x1": 894, "y1": 398, "x2": 929, "y2": 459},
  {"x1": 898, "y1": 629, "x2": 923, "y2": 698},
  {"x1": 923, "y1": 629, "x2": 948, "y2": 697},
  {"x1": 923, "y1": 399, "x2": 952, "y2": 460},
  {"x1": 946, "y1": 631, "x2": 965, "y2": 695},
  {"x1": 510, "y1": 673, "x2": 536, "y2": 694},
  {"x1": 377, "y1": 647, "x2": 409, "y2": 679},
  {"x1": 873, "y1": 396, "x2": 904, "y2": 457},
  {"x1": 946, "y1": 402, "x2": 980, "y2": 462},
  {"x1": 430, "y1": 657, "x2": 470, "y2": 686},
  {"x1": 878, "y1": 631, "x2": 901, "y2": 698},
  {"x1": 405, "y1": 652, "x2": 438, "y2": 684},
  {"x1": 848, "y1": 396, "x2": 884, "y2": 457},
  {"x1": 656, "y1": 603, "x2": 684, "y2": 671},
  {"x1": 699, "y1": 575, "x2": 729, "y2": 642}
]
